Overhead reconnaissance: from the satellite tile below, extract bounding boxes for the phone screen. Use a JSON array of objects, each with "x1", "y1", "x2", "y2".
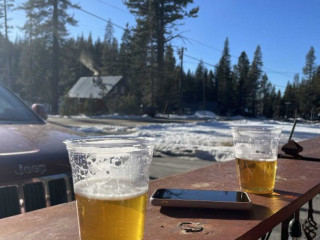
[{"x1": 153, "y1": 189, "x2": 250, "y2": 202}]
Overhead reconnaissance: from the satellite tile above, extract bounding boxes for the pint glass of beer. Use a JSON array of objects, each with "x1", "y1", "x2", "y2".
[
  {"x1": 231, "y1": 126, "x2": 281, "y2": 194},
  {"x1": 64, "y1": 137, "x2": 154, "y2": 240}
]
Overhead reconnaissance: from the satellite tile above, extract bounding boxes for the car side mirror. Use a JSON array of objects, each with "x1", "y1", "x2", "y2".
[{"x1": 32, "y1": 104, "x2": 48, "y2": 120}]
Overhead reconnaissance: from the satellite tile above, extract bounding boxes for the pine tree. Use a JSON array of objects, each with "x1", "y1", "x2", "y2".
[
  {"x1": 247, "y1": 45, "x2": 263, "y2": 116},
  {"x1": 158, "y1": 44, "x2": 178, "y2": 113},
  {"x1": 101, "y1": 19, "x2": 120, "y2": 76},
  {"x1": 302, "y1": 46, "x2": 316, "y2": 119},
  {"x1": 0, "y1": 0, "x2": 14, "y2": 40},
  {"x1": 272, "y1": 89, "x2": 282, "y2": 118},
  {"x1": 202, "y1": 68, "x2": 209, "y2": 110},
  {"x1": 0, "y1": 0, "x2": 14, "y2": 89},
  {"x1": 124, "y1": 0, "x2": 198, "y2": 111},
  {"x1": 258, "y1": 73, "x2": 275, "y2": 117},
  {"x1": 195, "y1": 60, "x2": 206, "y2": 109},
  {"x1": 8, "y1": 38, "x2": 22, "y2": 91},
  {"x1": 18, "y1": 38, "x2": 50, "y2": 103},
  {"x1": 19, "y1": 0, "x2": 78, "y2": 113},
  {"x1": 310, "y1": 67, "x2": 320, "y2": 117},
  {"x1": 283, "y1": 82, "x2": 295, "y2": 118},
  {"x1": 129, "y1": 23, "x2": 151, "y2": 108},
  {"x1": 119, "y1": 24, "x2": 133, "y2": 78},
  {"x1": 282, "y1": 74, "x2": 303, "y2": 118},
  {"x1": 206, "y1": 70, "x2": 215, "y2": 103},
  {"x1": 60, "y1": 38, "x2": 81, "y2": 95},
  {"x1": 215, "y1": 38, "x2": 234, "y2": 115},
  {"x1": 293, "y1": 73, "x2": 300, "y2": 88},
  {"x1": 0, "y1": 34, "x2": 6, "y2": 84},
  {"x1": 182, "y1": 69, "x2": 196, "y2": 108},
  {"x1": 234, "y1": 51, "x2": 250, "y2": 115},
  {"x1": 303, "y1": 47, "x2": 316, "y2": 82}
]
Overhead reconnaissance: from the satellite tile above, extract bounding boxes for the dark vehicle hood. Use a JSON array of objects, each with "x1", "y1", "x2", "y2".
[{"x1": 0, "y1": 123, "x2": 82, "y2": 183}]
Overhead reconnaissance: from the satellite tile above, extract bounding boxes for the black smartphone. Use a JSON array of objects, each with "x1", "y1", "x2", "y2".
[{"x1": 150, "y1": 188, "x2": 252, "y2": 210}]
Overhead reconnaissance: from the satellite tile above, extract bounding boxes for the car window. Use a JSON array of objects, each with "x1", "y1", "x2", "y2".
[{"x1": 0, "y1": 85, "x2": 43, "y2": 124}]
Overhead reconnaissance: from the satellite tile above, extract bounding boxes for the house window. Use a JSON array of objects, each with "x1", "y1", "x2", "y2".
[{"x1": 121, "y1": 87, "x2": 125, "y2": 94}]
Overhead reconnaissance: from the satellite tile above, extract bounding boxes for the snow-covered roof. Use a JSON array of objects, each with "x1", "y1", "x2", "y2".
[{"x1": 68, "y1": 76, "x2": 123, "y2": 99}]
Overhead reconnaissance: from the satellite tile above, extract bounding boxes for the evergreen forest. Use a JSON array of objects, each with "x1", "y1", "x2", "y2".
[{"x1": 0, "y1": 0, "x2": 319, "y2": 120}]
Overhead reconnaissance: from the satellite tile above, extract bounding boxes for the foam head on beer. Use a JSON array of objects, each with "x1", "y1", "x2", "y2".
[
  {"x1": 64, "y1": 137, "x2": 154, "y2": 240},
  {"x1": 231, "y1": 126, "x2": 281, "y2": 194}
]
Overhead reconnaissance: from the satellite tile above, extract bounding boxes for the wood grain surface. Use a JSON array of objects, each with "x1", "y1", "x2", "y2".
[{"x1": 1, "y1": 158, "x2": 320, "y2": 240}]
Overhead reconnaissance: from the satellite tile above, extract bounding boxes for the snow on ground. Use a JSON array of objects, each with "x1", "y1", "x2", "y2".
[
  {"x1": 53, "y1": 112, "x2": 320, "y2": 162},
  {"x1": 132, "y1": 118, "x2": 320, "y2": 162}
]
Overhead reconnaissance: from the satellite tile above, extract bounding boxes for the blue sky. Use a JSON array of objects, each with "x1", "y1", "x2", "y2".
[{"x1": 9, "y1": 0, "x2": 320, "y2": 92}]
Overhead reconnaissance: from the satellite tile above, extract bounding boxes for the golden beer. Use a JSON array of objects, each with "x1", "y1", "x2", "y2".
[
  {"x1": 236, "y1": 158, "x2": 277, "y2": 194},
  {"x1": 74, "y1": 179, "x2": 148, "y2": 240}
]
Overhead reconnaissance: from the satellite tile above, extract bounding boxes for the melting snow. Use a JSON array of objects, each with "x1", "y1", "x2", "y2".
[{"x1": 52, "y1": 112, "x2": 320, "y2": 162}]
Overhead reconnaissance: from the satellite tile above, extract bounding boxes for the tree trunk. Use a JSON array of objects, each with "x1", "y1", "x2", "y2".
[
  {"x1": 51, "y1": 0, "x2": 60, "y2": 114},
  {"x1": 155, "y1": 0, "x2": 165, "y2": 106}
]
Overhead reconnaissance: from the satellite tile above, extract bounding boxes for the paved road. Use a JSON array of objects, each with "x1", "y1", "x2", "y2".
[{"x1": 48, "y1": 116, "x2": 320, "y2": 239}]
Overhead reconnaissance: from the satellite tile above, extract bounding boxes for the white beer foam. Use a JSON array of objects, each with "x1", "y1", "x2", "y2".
[
  {"x1": 234, "y1": 142, "x2": 278, "y2": 161},
  {"x1": 74, "y1": 178, "x2": 148, "y2": 201}
]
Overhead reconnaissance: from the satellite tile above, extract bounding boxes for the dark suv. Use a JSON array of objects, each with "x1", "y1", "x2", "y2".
[{"x1": 0, "y1": 83, "x2": 82, "y2": 218}]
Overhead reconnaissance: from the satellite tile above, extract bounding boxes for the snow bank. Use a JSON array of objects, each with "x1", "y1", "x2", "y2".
[{"x1": 52, "y1": 113, "x2": 320, "y2": 162}]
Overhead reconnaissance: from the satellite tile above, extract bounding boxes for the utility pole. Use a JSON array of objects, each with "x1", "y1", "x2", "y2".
[
  {"x1": 178, "y1": 47, "x2": 184, "y2": 115},
  {"x1": 51, "y1": 0, "x2": 60, "y2": 114}
]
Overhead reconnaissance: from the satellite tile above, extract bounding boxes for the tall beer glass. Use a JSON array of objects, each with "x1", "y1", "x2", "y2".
[
  {"x1": 231, "y1": 126, "x2": 281, "y2": 194},
  {"x1": 64, "y1": 137, "x2": 154, "y2": 240}
]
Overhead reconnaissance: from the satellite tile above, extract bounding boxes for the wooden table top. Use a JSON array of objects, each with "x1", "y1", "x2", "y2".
[
  {"x1": 279, "y1": 136, "x2": 320, "y2": 160},
  {"x1": 1, "y1": 158, "x2": 320, "y2": 240}
]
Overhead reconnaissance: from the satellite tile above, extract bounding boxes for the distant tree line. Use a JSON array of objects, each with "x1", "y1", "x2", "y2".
[
  {"x1": 0, "y1": 0, "x2": 319, "y2": 119},
  {"x1": 282, "y1": 47, "x2": 320, "y2": 120}
]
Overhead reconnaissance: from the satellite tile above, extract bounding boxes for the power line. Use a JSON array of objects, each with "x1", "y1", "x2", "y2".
[
  {"x1": 273, "y1": 84, "x2": 287, "y2": 89},
  {"x1": 184, "y1": 60, "x2": 200, "y2": 65},
  {"x1": 180, "y1": 38, "x2": 296, "y2": 80},
  {"x1": 179, "y1": 49, "x2": 288, "y2": 89},
  {"x1": 74, "y1": 2, "x2": 290, "y2": 91},
  {"x1": 73, "y1": 1, "x2": 298, "y2": 82},
  {"x1": 91, "y1": 0, "x2": 131, "y2": 15},
  {"x1": 186, "y1": 36, "x2": 222, "y2": 53},
  {"x1": 183, "y1": 51, "x2": 289, "y2": 87},
  {"x1": 77, "y1": 7, "x2": 125, "y2": 30},
  {"x1": 183, "y1": 53, "x2": 216, "y2": 68},
  {"x1": 263, "y1": 66, "x2": 297, "y2": 75},
  {"x1": 67, "y1": 0, "x2": 126, "y2": 31},
  {"x1": 185, "y1": 36, "x2": 298, "y2": 78}
]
